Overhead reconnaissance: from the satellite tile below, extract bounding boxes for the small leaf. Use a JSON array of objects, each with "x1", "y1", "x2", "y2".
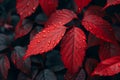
[
  {"x1": 11, "y1": 46, "x2": 31, "y2": 74},
  {"x1": 35, "y1": 69, "x2": 57, "y2": 80},
  {"x1": 88, "y1": 33, "x2": 102, "y2": 48},
  {"x1": 16, "y1": 0, "x2": 39, "y2": 19},
  {"x1": 61, "y1": 27, "x2": 87, "y2": 74},
  {"x1": 45, "y1": 50, "x2": 65, "y2": 72},
  {"x1": 39, "y1": 0, "x2": 58, "y2": 16},
  {"x1": 23, "y1": 26, "x2": 66, "y2": 60},
  {"x1": 85, "y1": 58, "x2": 98, "y2": 75},
  {"x1": 0, "y1": 34, "x2": 10, "y2": 51},
  {"x1": 30, "y1": 26, "x2": 43, "y2": 40},
  {"x1": 17, "y1": 72, "x2": 32, "y2": 80},
  {"x1": 35, "y1": 13, "x2": 48, "y2": 24},
  {"x1": 45, "y1": 9, "x2": 77, "y2": 27},
  {"x1": 84, "y1": 6, "x2": 106, "y2": 17},
  {"x1": 15, "y1": 19, "x2": 33, "y2": 39},
  {"x1": 0, "y1": 54, "x2": 10, "y2": 79},
  {"x1": 103, "y1": 0, "x2": 120, "y2": 9},
  {"x1": 113, "y1": 27, "x2": 120, "y2": 42},
  {"x1": 92, "y1": 56, "x2": 120, "y2": 76},
  {"x1": 64, "y1": 71, "x2": 76, "y2": 80},
  {"x1": 99, "y1": 42, "x2": 120, "y2": 61},
  {"x1": 74, "y1": 0, "x2": 91, "y2": 13},
  {"x1": 75, "y1": 69, "x2": 86, "y2": 80},
  {"x1": 82, "y1": 15, "x2": 117, "y2": 45}
]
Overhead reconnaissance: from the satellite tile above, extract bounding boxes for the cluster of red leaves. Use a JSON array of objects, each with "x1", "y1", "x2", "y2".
[{"x1": 0, "y1": 0, "x2": 120, "y2": 80}]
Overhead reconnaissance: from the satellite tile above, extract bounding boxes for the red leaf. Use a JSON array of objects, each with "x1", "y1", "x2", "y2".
[
  {"x1": 84, "y1": 6, "x2": 106, "y2": 17},
  {"x1": 11, "y1": 46, "x2": 31, "y2": 74},
  {"x1": 82, "y1": 15, "x2": 117, "y2": 45},
  {"x1": 23, "y1": 26, "x2": 66, "y2": 60},
  {"x1": 0, "y1": 54, "x2": 10, "y2": 79},
  {"x1": 85, "y1": 58, "x2": 98, "y2": 75},
  {"x1": 45, "y1": 9, "x2": 77, "y2": 27},
  {"x1": 15, "y1": 19, "x2": 33, "y2": 39},
  {"x1": 92, "y1": 56, "x2": 120, "y2": 76},
  {"x1": 16, "y1": 0, "x2": 39, "y2": 19},
  {"x1": 99, "y1": 42, "x2": 120, "y2": 61},
  {"x1": 88, "y1": 33, "x2": 102, "y2": 48},
  {"x1": 103, "y1": 0, "x2": 120, "y2": 9},
  {"x1": 74, "y1": 0, "x2": 91, "y2": 13},
  {"x1": 61, "y1": 27, "x2": 87, "y2": 74},
  {"x1": 39, "y1": 0, "x2": 58, "y2": 16}
]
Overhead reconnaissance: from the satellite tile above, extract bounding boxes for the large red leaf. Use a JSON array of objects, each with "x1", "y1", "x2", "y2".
[
  {"x1": 92, "y1": 56, "x2": 120, "y2": 76},
  {"x1": 74, "y1": 0, "x2": 91, "y2": 13},
  {"x1": 23, "y1": 26, "x2": 66, "y2": 60},
  {"x1": 16, "y1": 0, "x2": 39, "y2": 19},
  {"x1": 15, "y1": 19, "x2": 33, "y2": 39},
  {"x1": 45, "y1": 9, "x2": 77, "y2": 27},
  {"x1": 0, "y1": 54, "x2": 10, "y2": 79},
  {"x1": 82, "y1": 15, "x2": 117, "y2": 45},
  {"x1": 61, "y1": 27, "x2": 87, "y2": 74},
  {"x1": 39, "y1": 0, "x2": 58, "y2": 16},
  {"x1": 103, "y1": 0, "x2": 120, "y2": 9},
  {"x1": 99, "y1": 42, "x2": 120, "y2": 61},
  {"x1": 84, "y1": 6, "x2": 106, "y2": 17}
]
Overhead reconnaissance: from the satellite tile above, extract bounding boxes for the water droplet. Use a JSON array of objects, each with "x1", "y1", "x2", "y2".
[
  {"x1": 27, "y1": 3, "x2": 30, "y2": 6},
  {"x1": 43, "y1": 35, "x2": 46, "y2": 38},
  {"x1": 32, "y1": 7, "x2": 36, "y2": 10}
]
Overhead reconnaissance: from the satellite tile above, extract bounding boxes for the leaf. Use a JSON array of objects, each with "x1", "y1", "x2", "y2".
[
  {"x1": 16, "y1": 0, "x2": 39, "y2": 19},
  {"x1": 74, "y1": 0, "x2": 91, "y2": 13},
  {"x1": 17, "y1": 72, "x2": 32, "y2": 80},
  {"x1": 39, "y1": 0, "x2": 58, "y2": 16},
  {"x1": 92, "y1": 56, "x2": 120, "y2": 76},
  {"x1": 82, "y1": 15, "x2": 117, "y2": 45},
  {"x1": 61, "y1": 27, "x2": 87, "y2": 74},
  {"x1": 99, "y1": 42, "x2": 120, "y2": 61},
  {"x1": 113, "y1": 27, "x2": 120, "y2": 42},
  {"x1": 88, "y1": 33, "x2": 102, "y2": 48},
  {"x1": 103, "y1": 0, "x2": 120, "y2": 9},
  {"x1": 64, "y1": 71, "x2": 76, "y2": 80},
  {"x1": 30, "y1": 26, "x2": 43, "y2": 40},
  {"x1": 45, "y1": 50, "x2": 65, "y2": 72},
  {"x1": 84, "y1": 6, "x2": 106, "y2": 17},
  {"x1": 75, "y1": 69, "x2": 86, "y2": 80},
  {"x1": 45, "y1": 9, "x2": 77, "y2": 27},
  {"x1": 35, "y1": 13, "x2": 48, "y2": 24},
  {"x1": 11, "y1": 46, "x2": 31, "y2": 74},
  {"x1": 35, "y1": 69, "x2": 57, "y2": 80},
  {"x1": 0, "y1": 54, "x2": 10, "y2": 79},
  {"x1": 15, "y1": 19, "x2": 33, "y2": 39},
  {"x1": 85, "y1": 58, "x2": 98, "y2": 75},
  {"x1": 0, "y1": 34, "x2": 10, "y2": 51},
  {"x1": 23, "y1": 26, "x2": 66, "y2": 60}
]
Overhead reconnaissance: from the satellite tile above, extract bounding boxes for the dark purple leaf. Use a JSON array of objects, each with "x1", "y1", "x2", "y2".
[
  {"x1": 0, "y1": 54, "x2": 10, "y2": 79},
  {"x1": 11, "y1": 46, "x2": 31, "y2": 74},
  {"x1": 35, "y1": 69, "x2": 57, "y2": 80}
]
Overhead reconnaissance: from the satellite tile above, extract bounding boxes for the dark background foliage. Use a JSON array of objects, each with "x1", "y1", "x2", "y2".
[{"x1": 0, "y1": 0, "x2": 120, "y2": 80}]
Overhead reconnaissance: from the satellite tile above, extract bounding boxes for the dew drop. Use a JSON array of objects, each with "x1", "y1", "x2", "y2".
[
  {"x1": 32, "y1": 7, "x2": 36, "y2": 10},
  {"x1": 43, "y1": 35, "x2": 46, "y2": 38}
]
